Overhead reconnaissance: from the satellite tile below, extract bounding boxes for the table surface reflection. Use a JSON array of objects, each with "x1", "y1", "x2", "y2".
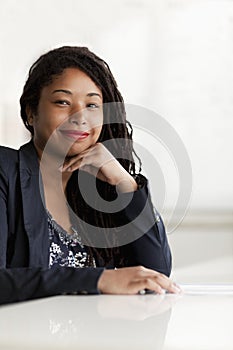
[{"x1": 0, "y1": 285, "x2": 232, "y2": 350}]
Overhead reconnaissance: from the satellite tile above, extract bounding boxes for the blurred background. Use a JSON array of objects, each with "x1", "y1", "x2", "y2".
[{"x1": 0, "y1": 0, "x2": 232, "y2": 283}]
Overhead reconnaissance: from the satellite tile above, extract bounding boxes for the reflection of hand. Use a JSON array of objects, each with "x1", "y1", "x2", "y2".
[
  {"x1": 61, "y1": 143, "x2": 137, "y2": 192},
  {"x1": 97, "y1": 293, "x2": 180, "y2": 321},
  {"x1": 97, "y1": 266, "x2": 182, "y2": 295}
]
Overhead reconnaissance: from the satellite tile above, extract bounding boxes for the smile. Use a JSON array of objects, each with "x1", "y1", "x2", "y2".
[{"x1": 60, "y1": 130, "x2": 90, "y2": 141}]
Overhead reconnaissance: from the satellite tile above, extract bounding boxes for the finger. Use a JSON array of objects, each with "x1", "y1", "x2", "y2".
[
  {"x1": 61, "y1": 147, "x2": 96, "y2": 171},
  {"x1": 65, "y1": 154, "x2": 102, "y2": 173},
  {"x1": 131, "y1": 279, "x2": 165, "y2": 295},
  {"x1": 152, "y1": 274, "x2": 182, "y2": 294},
  {"x1": 60, "y1": 158, "x2": 80, "y2": 172},
  {"x1": 61, "y1": 158, "x2": 84, "y2": 172},
  {"x1": 62, "y1": 150, "x2": 95, "y2": 172},
  {"x1": 134, "y1": 267, "x2": 181, "y2": 294}
]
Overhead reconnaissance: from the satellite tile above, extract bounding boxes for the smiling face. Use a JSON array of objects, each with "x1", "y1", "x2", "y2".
[{"x1": 27, "y1": 68, "x2": 103, "y2": 159}]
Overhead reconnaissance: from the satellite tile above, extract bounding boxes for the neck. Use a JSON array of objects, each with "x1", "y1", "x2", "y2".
[{"x1": 34, "y1": 142, "x2": 72, "y2": 191}]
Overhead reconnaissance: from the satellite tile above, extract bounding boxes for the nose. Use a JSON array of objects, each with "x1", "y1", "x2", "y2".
[{"x1": 69, "y1": 108, "x2": 87, "y2": 126}]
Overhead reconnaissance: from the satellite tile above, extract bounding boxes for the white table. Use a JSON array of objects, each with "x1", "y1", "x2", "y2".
[{"x1": 0, "y1": 285, "x2": 232, "y2": 350}]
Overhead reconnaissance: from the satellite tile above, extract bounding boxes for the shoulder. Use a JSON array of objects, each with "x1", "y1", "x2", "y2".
[
  {"x1": 0, "y1": 145, "x2": 19, "y2": 178},
  {"x1": 0, "y1": 140, "x2": 34, "y2": 166},
  {"x1": 0, "y1": 145, "x2": 18, "y2": 164},
  {"x1": 0, "y1": 145, "x2": 18, "y2": 156}
]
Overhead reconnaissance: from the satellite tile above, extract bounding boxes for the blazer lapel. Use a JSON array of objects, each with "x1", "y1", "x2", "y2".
[{"x1": 19, "y1": 140, "x2": 49, "y2": 267}]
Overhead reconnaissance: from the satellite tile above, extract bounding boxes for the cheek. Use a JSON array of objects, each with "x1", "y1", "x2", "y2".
[
  {"x1": 88, "y1": 114, "x2": 103, "y2": 139},
  {"x1": 93, "y1": 125, "x2": 102, "y2": 140},
  {"x1": 33, "y1": 117, "x2": 52, "y2": 136},
  {"x1": 34, "y1": 110, "x2": 63, "y2": 132},
  {"x1": 88, "y1": 110, "x2": 103, "y2": 129}
]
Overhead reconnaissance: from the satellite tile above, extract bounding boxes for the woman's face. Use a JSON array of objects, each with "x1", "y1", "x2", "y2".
[{"x1": 28, "y1": 68, "x2": 103, "y2": 158}]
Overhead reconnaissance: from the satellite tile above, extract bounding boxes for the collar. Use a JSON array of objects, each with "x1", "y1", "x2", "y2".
[{"x1": 19, "y1": 139, "x2": 49, "y2": 267}]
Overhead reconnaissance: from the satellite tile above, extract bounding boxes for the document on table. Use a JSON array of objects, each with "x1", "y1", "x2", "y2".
[{"x1": 180, "y1": 284, "x2": 233, "y2": 295}]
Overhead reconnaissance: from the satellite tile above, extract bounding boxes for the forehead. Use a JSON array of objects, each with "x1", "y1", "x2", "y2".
[{"x1": 44, "y1": 68, "x2": 102, "y2": 96}]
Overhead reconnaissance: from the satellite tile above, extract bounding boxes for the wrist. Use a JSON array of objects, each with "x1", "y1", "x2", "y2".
[
  {"x1": 101, "y1": 160, "x2": 137, "y2": 192},
  {"x1": 115, "y1": 176, "x2": 137, "y2": 193},
  {"x1": 97, "y1": 269, "x2": 111, "y2": 294}
]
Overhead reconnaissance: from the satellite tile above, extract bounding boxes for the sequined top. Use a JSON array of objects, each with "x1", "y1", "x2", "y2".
[{"x1": 47, "y1": 211, "x2": 95, "y2": 268}]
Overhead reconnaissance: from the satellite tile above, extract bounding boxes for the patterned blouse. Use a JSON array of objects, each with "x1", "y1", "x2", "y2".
[{"x1": 47, "y1": 211, "x2": 96, "y2": 268}]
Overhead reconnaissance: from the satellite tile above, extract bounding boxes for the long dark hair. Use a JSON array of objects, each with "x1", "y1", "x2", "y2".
[{"x1": 20, "y1": 46, "x2": 142, "y2": 266}]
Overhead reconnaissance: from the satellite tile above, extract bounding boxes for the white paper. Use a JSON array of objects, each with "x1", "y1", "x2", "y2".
[{"x1": 180, "y1": 284, "x2": 233, "y2": 295}]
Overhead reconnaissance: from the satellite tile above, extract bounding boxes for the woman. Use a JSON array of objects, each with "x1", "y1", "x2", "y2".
[{"x1": 0, "y1": 46, "x2": 180, "y2": 304}]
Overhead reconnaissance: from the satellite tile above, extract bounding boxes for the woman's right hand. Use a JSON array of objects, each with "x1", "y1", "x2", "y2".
[{"x1": 97, "y1": 266, "x2": 181, "y2": 295}]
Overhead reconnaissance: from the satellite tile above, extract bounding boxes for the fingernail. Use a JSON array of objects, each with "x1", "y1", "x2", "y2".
[
  {"x1": 171, "y1": 285, "x2": 182, "y2": 293},
  {"x1": 174, "y1": 282, "x2": 183, "y2": 291},
  {"x1": 58, "y1": 166, "x2": 63, "y2": 172}
]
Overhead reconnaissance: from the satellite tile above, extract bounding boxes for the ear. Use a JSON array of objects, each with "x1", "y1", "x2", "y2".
[{"x1": 25, "y1": 105, "x2": 34, "y2": 126}]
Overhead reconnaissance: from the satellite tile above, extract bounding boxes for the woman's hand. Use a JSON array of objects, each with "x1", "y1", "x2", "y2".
[
  {"x1": 60, "y1": 143, "x2": 137, "y2": 192},
  {"x1": 97, "y1": 266, "x2": 182, "y2": 295}
]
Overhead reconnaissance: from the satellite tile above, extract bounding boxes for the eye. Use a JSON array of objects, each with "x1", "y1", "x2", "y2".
[
  {"x1": 54, "y1": 100, "x2": 71, "y2": 106},
  {"x1": 87, "y1": 103, "x2": 99, "y2": 109}
]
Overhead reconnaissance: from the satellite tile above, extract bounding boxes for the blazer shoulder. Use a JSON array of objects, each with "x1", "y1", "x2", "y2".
[
  {"x1": 0, "y1": 145, "x2": 18, "y2": 161},
  {"x1": 0, "y1": 145, "x2": 17, "y2": 152},
  {"x1": 0, "y1": 146, "x2": 19, "y2": 175}
]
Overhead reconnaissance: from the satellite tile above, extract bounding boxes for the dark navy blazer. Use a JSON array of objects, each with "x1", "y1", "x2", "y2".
[{"x1": 0, "y1": 141, "x2": 171, "y2": 304}]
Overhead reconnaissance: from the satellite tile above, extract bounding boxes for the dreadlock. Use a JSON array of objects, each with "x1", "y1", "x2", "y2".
[{"x1": 20, "y1": 46, "x2": 142, "y2": 266}]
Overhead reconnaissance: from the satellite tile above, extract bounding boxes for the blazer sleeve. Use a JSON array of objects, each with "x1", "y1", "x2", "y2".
[
  {"x1": 116, "y1": 175, "x2": 172, "y2": 276},
  {"x1": 0, "y1": 149, "x2": 104, "y2": 305},
  {"x1": 0, "y1": 157, "x2": 8, "y2": 268},
  {"x1": 0, "y1": 266, "x2": 104, "y2": 305}
]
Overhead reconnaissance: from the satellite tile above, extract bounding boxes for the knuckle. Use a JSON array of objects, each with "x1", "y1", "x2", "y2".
[
  {"x1": 138, "y1": 265, "x2": 144, "y2": 271},
  {"x1": 167, "y1": 280, "x2": 174, "y2": 289},
  {"x1": 156, "y1": 272, "x2": 165, "y2": 280},
  {"x1": 135, "y1": 266, "x2": 144, "y2": 273},
  {"x1": 142, "y1": 277, "x2": 150, "y2": 284}
]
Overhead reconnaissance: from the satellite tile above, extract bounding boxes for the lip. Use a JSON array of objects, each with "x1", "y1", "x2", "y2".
[{"x1": 60, "y1": 130, "x2": 90, "y2": 140}]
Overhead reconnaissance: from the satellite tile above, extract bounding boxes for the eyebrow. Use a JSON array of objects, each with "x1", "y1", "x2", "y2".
[
  {"x1": 52, "y1": 89, "x2": 72, "y2": 95},
  {"x1": 52, "y1": 89, "x2": 102, "y2": 98}
]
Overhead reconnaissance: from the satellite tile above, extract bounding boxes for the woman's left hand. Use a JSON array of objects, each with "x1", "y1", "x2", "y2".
[{"x1": 60, "y1": 143, "x2": 137, "y2": 192}]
